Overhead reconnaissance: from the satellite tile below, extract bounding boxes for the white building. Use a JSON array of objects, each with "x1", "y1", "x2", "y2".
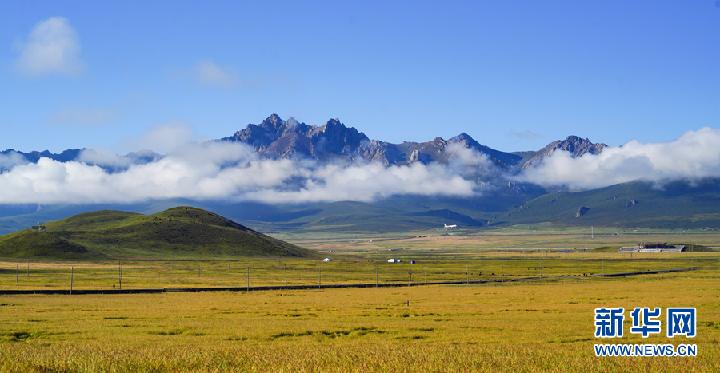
[{"x1": 618, "y1": 243, "x2": 686, "y2": 253}]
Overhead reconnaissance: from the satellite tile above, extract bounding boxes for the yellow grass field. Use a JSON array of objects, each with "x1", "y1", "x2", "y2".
[
  {"x1": 0, "y1": 251, "x2": 715, "y2": 290},
  {"x1": 1, "y1": 269, "x2": 718, "y2": 372}
]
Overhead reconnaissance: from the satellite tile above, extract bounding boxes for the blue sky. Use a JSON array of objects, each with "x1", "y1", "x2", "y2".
[{"x1": 0, "y1": 0, "x2": 719, "y2": 152}]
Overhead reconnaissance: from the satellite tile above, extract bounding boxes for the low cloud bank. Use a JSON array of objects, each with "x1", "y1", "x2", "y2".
[
  {"x1": 0, "y1": 141, "x2": 477, "y2": 204},
  {"x1": 2, "y1": 127, "x2": 718, "y2": 204},
  {"x1": 518, "y1": 127, "x2": 720, "y2": 190}
]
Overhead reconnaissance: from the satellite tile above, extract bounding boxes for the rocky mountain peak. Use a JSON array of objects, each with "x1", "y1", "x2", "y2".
[
  {"x1": 220, "y1": 114, "x2": 608, "y2": 169},
  {"x1": 261, "y1": 113, "x2": 283, "y2": 129},
  {"x1": 521, "y1": 135, "x2": 607, "y2": 168},
  {"x1": 553, "y1": 135, "x2": 606, "y2": 155},
  {"x1": 223, "y1": 115, "x2": 372, "y2": 161},
  {"x1": 449, "y1": 132, "x2": 475, "y2": 144}
]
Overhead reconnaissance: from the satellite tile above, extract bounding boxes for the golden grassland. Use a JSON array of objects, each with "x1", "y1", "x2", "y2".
[
  {"x1": 0, "y1": 269, "x2": 718, "y2": 372},
  {"x1": 1, "y1": 230, "x2": 717, "y2": 290},
  {"x1": 0, "y1": 232, "x2": 718, "y2": 371},
  {"x1": 292, "y1": 230, "x2": 720, "y2": 254},
  {"x1": 0, "y1": 251, "x2": 716, "y2": 290}
]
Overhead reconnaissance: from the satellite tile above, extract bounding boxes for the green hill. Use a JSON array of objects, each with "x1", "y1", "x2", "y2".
[
  {"x1": 500, "y1": 179, "x2": 720, "y2": 228},
  {"x1": 0, "y1": 207, "x2": 314, "y2": 259}
]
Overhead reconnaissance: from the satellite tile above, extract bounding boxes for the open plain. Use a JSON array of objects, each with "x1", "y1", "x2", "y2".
[{"x1": 1, "y1": 231, "x2": 718, "y2": 372}]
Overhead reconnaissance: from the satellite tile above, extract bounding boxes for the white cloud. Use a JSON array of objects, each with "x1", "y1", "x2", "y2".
[
  {"x1": 443, "y1": 143, "x2": 503, "y2": 188},
  {"x1": 194, "y1": 60, "x2": 237, "y2": 88},
  {"x1": 127, "y1": 124, "x2": 197, "y2": 154},
  {"x1": 77, "y1": 149, "x2": 133, "y2": 168},
  {"x1": 518, "y1": 127, "x2": 720, "y2": 190},
  {"x1": 446, "y1": 143, "x2": 486, "y2": 166},
  {"x1": 0, "y1": 152, "x2": 29, "y2": 170},
  {"x1": 16, "y1": 17, "x2": 83, "y2": 76},
  {"x1": 0, "y1": 137, "x2": 477, "y2": 204},
  {"x1": 246, "y1": 162, "x2": 475, "y2": 203},
  {"x1": 4, "y1": 126, "x2": 719, "y2": 204}
]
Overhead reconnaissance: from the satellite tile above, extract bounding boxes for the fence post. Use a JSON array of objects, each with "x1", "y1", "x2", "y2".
[
  {"x1": 499, "y1": 260, "x2": 503, "y2": 283},
  {"x1": 70, "y1": 266, "x2": 74, "y2": 295},
  {"x1": 375, "y1": 265, "x2": 379, "y2": 288}
]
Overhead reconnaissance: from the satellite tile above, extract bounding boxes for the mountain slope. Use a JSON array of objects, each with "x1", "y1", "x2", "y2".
[
  {"x1": 0, "y1": 207, "x2": 314, "y2": 259},
  {"x1": 501, "y1": 178, "x2": 720, "y2": 228},
  {"x1": 0, "y1": 186, "x2": 542, "y2": 235}
]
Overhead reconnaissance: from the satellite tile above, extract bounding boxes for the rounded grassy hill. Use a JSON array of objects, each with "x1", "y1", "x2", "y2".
[{"x1": 0, "y1": 207, "x2": 314, "y2": 259}]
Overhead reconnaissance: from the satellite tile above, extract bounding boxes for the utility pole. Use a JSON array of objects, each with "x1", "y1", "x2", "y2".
[
  {"x1": 592, "y1": 226, "x2": 595, "y2": 239},
  {"x1": 70, "y1": 266, "x2": 74, "y2": 295},
  {"x1": 118, "y1": 261, "x2": 122, "y2": 290},
  {"x1": 318, "y1": 266, "x2": 322, "y2": 289},
  {"x1": 466, "y1": 265, "x2": 469, "y2": 285},
  {"x1": 246, "y1": 267, "x2": 250, "y2": 293},
  {"x1": 408, "y1": 271, "x2": 413, "y2": 287},
  {"x1": 16, "y1": 263, "x2": 19, "y2": 286},
  {"x1": 500, "y1": 260, "x2": 504, "y2": 283},
  {"x1": 375, "y1": 265, "x2": 379, "y2": 288},
  {"x1": 26, "y1": 261, "x2": 29, "y2": 278}
]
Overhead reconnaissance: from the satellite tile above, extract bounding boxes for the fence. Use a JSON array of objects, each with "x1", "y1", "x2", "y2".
[{"x1": 0, "y1": 255, "x2": 715, "y2": 293}]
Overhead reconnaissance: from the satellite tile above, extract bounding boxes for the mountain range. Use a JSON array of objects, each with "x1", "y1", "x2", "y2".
[
  {"x1": 1, "y1": 114, "x2": 719, "y2": 234},
  {"x1": 2, "y1": 113, "x2": 605, "y2": 172},
  {"x1": 221, "y1": 114, "x2": 602, "y2": 169}
]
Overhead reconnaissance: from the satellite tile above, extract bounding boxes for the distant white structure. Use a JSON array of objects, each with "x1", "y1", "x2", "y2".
[
  {"x1": 619, "y1": 243, "x2": 686, "y2": 253},
  {"x1": 387, "y1": 258, "x2": 401, "y2": 263},
  {"x1": 322, "y1": 257, "x2": 332, "y2": 262},
  {"x1": 444, "y1": 224, "x2": 458, "y2": 229}
]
